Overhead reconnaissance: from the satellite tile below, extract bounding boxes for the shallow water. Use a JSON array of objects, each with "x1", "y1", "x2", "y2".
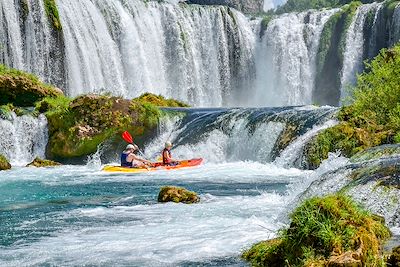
[{"x1": 0, "y1": 162, "x2": 311, "y2": 266}]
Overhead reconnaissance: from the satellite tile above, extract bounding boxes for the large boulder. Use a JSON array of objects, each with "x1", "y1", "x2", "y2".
[
  {"x1": 158, "y1": 186, "x2": 200, "y2": 204},
  {"x1": 0, "y1": 154, "x2": 11, "y2": 170},
  {"x1": 0, "y1": 64, "x2": 63, "y2": 107},
  {"x1": 185, "y1": 0, "x2": 264, "y2": 14},
  {"x1": 27, "y1": 157, "x2": 61, "y2": 167}
]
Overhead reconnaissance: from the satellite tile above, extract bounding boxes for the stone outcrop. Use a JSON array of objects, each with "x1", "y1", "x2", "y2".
[
  {"x1": 0, "y1": 154, "x2": 11, "y2": 170},
  {"x1": 158, "y1": 186, "x2": 200, "y2": 204},
  {"x1": 27, "y1": 157, "x2": 61, "y2": 167}
]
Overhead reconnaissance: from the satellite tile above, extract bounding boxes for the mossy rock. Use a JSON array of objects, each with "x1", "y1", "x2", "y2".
[
  {"x1": 350, "y1": 144, "x2": 400, "y2": 163},
  {"x1": 44, "y1": 0, "x2": 62, "y2": 31},
  {"x1": 0, "y1": 154, "x2": 11, "y2": 170},
  {"x1": 243, "y1": 194, "x2": 391, "y2": 267},
  {"x1": 26, "y1": 157, "x2": 61, "y2": 167},
  {"x1": 158, "y1": 186, "x2": 200, "y2": 204},
  {"x1": 387, "y1": 245, "x2": 400, "y2": 266},
  {"x1": 133, "y1": 93, "x2": 189, "y2": 108},
  {"x1": 0, "y1": 64, "x2": 63, "y2": 107}
]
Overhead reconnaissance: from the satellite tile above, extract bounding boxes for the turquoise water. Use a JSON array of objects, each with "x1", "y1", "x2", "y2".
[{"x1": 0, "y1": 162, "x2": 311, "y2": 266}]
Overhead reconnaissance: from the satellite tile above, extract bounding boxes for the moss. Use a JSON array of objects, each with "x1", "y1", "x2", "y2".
[
  {"x1": 43, "y1": 0, "x2": 62, "y2": 31},
  {"x1": 243, "y1": 194, "x2": 391, "y2": 267},
  {"x1": 0, "y1": 154, "x2": 11, "y2": 171},
  {"x1": 0, "y1": 64, "x2": 63, "y2": 107},
  {"x1": 26, "y1": 157, "x2": 61, "y2": 167},
  {"x1": 158, "y1": 186, "x2": 200, "y2": 204},
  {"x1": 133, "y1": 93, "x2": 189, "y2": 108}
]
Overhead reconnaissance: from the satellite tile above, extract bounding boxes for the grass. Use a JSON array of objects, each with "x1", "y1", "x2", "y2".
[{"x1": 243, "y1": 194, "x2": 391, "y2": 266}]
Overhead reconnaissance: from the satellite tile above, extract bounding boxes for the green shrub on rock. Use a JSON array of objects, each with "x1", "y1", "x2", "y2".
[
  {"x1": 306, "y1": 44, "x2": 400, "y2": 168},
  {"x1": 0, "y1": 64, "x2": 63, "y2": 107},
  {"x1": 0, "y1": 154, "x2": 11, "y2": 170},
  {"x1": 44, "y1": 0, "x2": 62, "y2": 31},
  {"x1": 158, "y1": 186, "x2": 200, "y2": 204},
  {"x1": 243, "y1": 194, "x2": 391, "y2": 267},
  {"x1": 133, "y1": 93, "x2": 189, "y2": 108}
]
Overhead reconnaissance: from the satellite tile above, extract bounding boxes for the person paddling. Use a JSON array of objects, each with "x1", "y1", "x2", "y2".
[
  {"x1": 121, "y1": 144, "x2": 153, "y2": 168},
  {"x1": 162, "y1": 141, "x2": 178, "y2": 166}
]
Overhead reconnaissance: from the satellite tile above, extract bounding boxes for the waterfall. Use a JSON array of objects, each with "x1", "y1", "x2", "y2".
[
  {"x1": 340, "y1": 3, "x2": 381, "y2": 102},
  {"x1": 57, "y1": 0, "x2": 255, "y2": 106},
  {"x1": 0, "y1": 0, "x2": 65, "y2": 88},
  {"x1": 390, "y1": 3, "x2": 400, "y2": 46},
  {"x1": 253, "y1": 9, "x2": 338, "y2": 107},
  {"x1": 0, "y1": 113, "x2": 48, "y2": 166}
]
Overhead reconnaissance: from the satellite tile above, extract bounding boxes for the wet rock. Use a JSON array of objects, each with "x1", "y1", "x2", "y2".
[
  {"x1": 0, "y1": 154, "x2": 11, "y2": 170},
  {"x1": 351, "y1": 144, "x2": 400, "y2": 163},
  {"x1": 27, "y1": 157, "x2": 61, "y2": 167},
  {"x1": 387, "y1": 245, "x2": 400, "y2": 267},
  {"x1": 158, "y1": 186, "x2": 200, "y2": 204}
]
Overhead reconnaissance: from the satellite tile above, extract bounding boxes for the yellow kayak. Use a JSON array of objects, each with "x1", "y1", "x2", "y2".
[{"x1": 102, "y1": 158, "x2": 203, "y2": 173}]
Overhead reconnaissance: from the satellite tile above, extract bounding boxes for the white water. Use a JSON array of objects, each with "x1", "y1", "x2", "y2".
[
  {"x1": 252, "y1": 9, "x2": 338, "y2": 106},
  {"x1": 0, "y1": 113, "x2": 48, "y2": 166},
  {"x1": 390, "y1": 3, "x2": 400, "y2": 46},
  {"x1": 340, "y1": 3, "x2": 381, "y2": 102},
  {"x1": 274, "y1": 119, "x2": 338, "y2": 168},
  {"x1": 57, "y1": 0, "x2": 256, "y2": 106}
]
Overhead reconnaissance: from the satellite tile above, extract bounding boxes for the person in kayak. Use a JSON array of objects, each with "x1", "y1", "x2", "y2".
[
  {"x1": 162, "y1": 141, "x2": 178, "y2": 166},
  {"x1": 121, "y1": 144, "x2": 153, "y2": 168}
]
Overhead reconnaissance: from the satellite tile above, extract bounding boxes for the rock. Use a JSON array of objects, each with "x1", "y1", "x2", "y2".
[
  {"x1": 0, "y1": 65, "x2": 63, "y2": 107},
  {"x1": 185, "y1": 0, "x2": 263, "y2": 14},
  {"x1": 328, "y1": 248, "x2": 362, "y2": 267},
  {"x1": 0, "y1": 154, "x2": 11, "y2": 170},
  {"x1": 158, "y1": 186, "x2": 200, "y2": 204},
  {"x1": 387, "y1": 245, "x2": 400, "y2": 267},
  {"x1": 27, "y1": 157, "x2": 61, "y2": 167}
]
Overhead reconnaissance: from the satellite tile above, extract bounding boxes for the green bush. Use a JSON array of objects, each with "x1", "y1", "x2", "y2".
[
  {"x1": 243, "y1": 194, "x2": 391, "y2": 266},
  {"x1": 307, "y1": 44, "x2": 400, "y2": 167},
  {"x1": 275, "y1": 0, "x2": 380, "y2": 14}
]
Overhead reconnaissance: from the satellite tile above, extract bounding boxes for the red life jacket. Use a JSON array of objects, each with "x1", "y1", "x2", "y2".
[{"x1": 162, "y1": 148, "x2": 171, "y2": 164}]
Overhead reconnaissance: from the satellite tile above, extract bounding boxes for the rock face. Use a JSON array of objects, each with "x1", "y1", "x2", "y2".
[
  {"x1": 186, "y1": 0, "x2": 264, "y2": 13},
  {"x1": 158, "y1": 186, "x2": 200, "y2": 204},
  {"x1": 27, "y1": 157, "x2": 61, "y2": 167},
  {"x1": 0, "y1": 154, "x2": 11, "y2": 170}
]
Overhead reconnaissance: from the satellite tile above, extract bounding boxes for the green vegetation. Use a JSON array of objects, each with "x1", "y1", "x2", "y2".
[
  {"x1": 0, "y1": 64, "x2": 63, "y2": 107},
  {"x1": 243, "y1": 194, "x2": 391, "y2": 267},
  {"x1": 0, "y1": 154, "x2": 11, "y2": 171},
  {"x1": 27, "y1": 157, "x2": 61, "y2": 167},
  {"x1": 158, "y1": 186, "x2": 200, "y2": 204},
  {"x1": 307, "y1": 44, "x2": 400, "y2": 168},
  {"x1": 39, "y1": 94, "x2": 162, "y2": 158},
  {"x1": 43, "y1": 0, "x2": 62, "y2": 31},
  {"x1": 133, "y1": 93, "x2": 189, "y2": 108},
  {"x1": 275, "y1": 0, "x2": 380, "y2": 14}
]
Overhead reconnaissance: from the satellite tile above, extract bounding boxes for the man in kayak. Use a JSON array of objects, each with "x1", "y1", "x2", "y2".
[
  {"x1": 162, "y1": 141, "x2": 179, "y2": 166},
  {"x1": 121, "y1": 144, "x2": 153, "y2": 168}
]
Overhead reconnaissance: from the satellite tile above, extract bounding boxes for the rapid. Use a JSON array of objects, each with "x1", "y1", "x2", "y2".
[{"x1": 0, "y1": 107, "x2": 347, "y2": 266}]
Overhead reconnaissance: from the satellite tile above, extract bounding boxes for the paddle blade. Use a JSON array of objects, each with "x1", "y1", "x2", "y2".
[{"x1": 122, "y1": 131, "x2": 133, "y2": 143}]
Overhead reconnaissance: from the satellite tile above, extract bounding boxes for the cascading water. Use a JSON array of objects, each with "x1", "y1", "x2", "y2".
[
  {"x1": 0, "y1": 113, "x2": 48, "y2": 166},
  {"x1": 340, "y1": 3, "x2": 381, "y2": 102},
  {"x1": 0, "y1": 0, "x2": 65, "y2": 88},
  {"x1": 252, "y1": 9, "x2": 338, "y2": 106},
  {"x1": 58, "y1": 0, "x2": 256, "y2": 106}
]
